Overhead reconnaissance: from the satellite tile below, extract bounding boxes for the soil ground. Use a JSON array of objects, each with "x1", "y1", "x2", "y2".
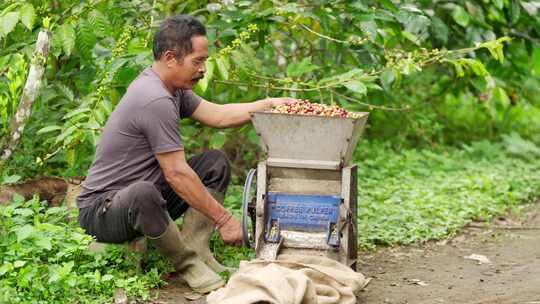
[
  {"x1": 357, "y1": 200, "x2": 540, "y2": 304},
  {"x1": 151, "y1": 200, "x2": 540, "y2": 304}
]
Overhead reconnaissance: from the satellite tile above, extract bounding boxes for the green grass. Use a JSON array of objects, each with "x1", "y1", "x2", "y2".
[
  {"x1": 355, "y1": 139, "x2": 540, "y2": 248},
  {"x1": 0, "y1": 196, "x2": 167, "y2": 304},
  {"x1": 2, "y1": 138, "x2": 540, "y2": 302}
]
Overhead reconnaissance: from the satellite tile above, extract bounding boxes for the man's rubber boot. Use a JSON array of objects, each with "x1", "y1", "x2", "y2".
[
  {"x1": 178, "y1": 188, "x2": 236, "y2": 274},
  {"x1": 150, "y1": 216, "x2": 225, "y2": 294}
]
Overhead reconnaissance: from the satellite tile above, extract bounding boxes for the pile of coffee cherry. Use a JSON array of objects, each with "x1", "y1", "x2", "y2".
[{"x1": 270, "y1": 100, "x2": 360, "y2": 118}]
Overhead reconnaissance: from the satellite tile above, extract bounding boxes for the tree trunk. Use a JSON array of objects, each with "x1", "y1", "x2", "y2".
[{"x1": 0, "y1": 30, "x2": 51, "y2": 169}]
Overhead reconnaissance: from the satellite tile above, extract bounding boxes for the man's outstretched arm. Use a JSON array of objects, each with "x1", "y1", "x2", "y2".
[
  {"x1": 191, "y1": 97, "x2": 298, "y2": 129},
  {"x1": 155, "y1": 149, "x2": 243, "y2": 246}
]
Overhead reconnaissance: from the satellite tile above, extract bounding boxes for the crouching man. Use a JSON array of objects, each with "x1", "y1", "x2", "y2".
[{"x1": 76, "y1": 15, "x2": 297, "y2": 293}]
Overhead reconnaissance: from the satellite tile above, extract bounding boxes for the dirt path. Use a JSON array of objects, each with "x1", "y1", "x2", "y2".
[
  {"x1": 152, "y1": 201, "x2": 540, "y2": 303},
  {"x1": 357, "y1": 201, "x2": 540, "y2": 304}
]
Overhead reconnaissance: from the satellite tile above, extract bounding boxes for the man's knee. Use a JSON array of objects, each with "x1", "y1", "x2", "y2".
[
  {"x1": 126, "y1": 182, "x2": 165, "y2": 212},
  {"x1": 124, "y1": 182, "x2": 169, "y2": 237}
]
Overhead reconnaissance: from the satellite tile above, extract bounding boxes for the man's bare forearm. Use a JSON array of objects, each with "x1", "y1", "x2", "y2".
[
  {"x1": 219, "y1": 99, "x2": 272, "y2": 128},
  {"x1": 166, "y1": 166, "x2": 229, "y2": 225}
]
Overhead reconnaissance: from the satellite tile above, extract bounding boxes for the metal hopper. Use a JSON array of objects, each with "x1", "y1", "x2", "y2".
[{"x1": 250, "y1": 111, "x2": 369, "y2": 170}]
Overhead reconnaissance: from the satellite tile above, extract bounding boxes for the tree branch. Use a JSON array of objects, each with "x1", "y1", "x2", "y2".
[{"x1": 0, "y1": 30, "x2": 52, "y2": 170}]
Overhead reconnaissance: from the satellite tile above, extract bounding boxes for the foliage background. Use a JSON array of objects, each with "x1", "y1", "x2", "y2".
[
  {"x1": 1, "y1": 0, "x2": 540, "y2": 302},
  {"x1": 0, "y1": 0, "x2": 539, "y2": 179}
]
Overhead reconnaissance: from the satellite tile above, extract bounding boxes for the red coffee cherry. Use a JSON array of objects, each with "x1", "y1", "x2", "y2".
[{"x1": 270, "y1": 100, "x2": 360, "y2": 118}]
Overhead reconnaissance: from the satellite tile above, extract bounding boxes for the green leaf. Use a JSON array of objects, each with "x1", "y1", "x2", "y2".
[
  {"x1": 379, "y1": 0, "x2": 398, "y2": 13},
  {"x1": 344, "y1": 80, "x2": 367, "y2": 95},
  {"x1": 42, "y1": 16, "x2": 50, "y2": 29},
  {"x1": 380, "y1": 69, "x2": 396, "y2": 90},
  {"x1": 216, "y1": 56, "x2": 229, "y2": 80},
  {"x1": 77, "y1": 21, "x2": 98, "y2": 57},
  {"x1": 470, "y1": 77, "x2": 487, "y2": 91},
  {"x1": 63, "y1": 108, "x2": 91, "y2": 120},
  {"x1": 0, "y1": 263, "x2": 12, "y2": 276},
  {"x1": 230, "y1": 44, "x2": 262, "y2": 74},
  {"x1": 61, "y1": 261, "x2": 74, "y2": 275},
  {"x1": 469, "y1": 60, "x2": 488, "y2": 76},
  {"x1": 13, "y1": 260, "x2": 26, "y2": 268},
  {"x1": 16, "y1": 225, "x2": 35, "y2": 242},
  {"x1": 431, "y1": 16, "x2": 448, "y2": 44},
  {"x1": 101, "y1": 99, "x2": 112, "y2": 115},
  {"x1": 365, "y1": 82, "x2": 383, "y2": 91},
  {"x1": 55, "y1": 125, "x2": 77, "y2": 144},
  {"x1": 452, "y1": 6, "x2": 470, "y2": 27},
  {"x1": 493, "y1": 87, "x2": 510, "y2": 107},
  {"x1": 532, "y1": 46, "x2": 540, "y2": 76},
  {"x1": 84, "y1": 119, "x2": 101, "y2": 131},
  {"x1": 286, "y1": 57, "x2": 319, "y2": 77},
  {"x1": 66, "y1": 147, "x2": 75, "y2": 166},
  {"x1": 2, "y1": 174, "x2": 21, "y2": 185},
  {"x1": 57, "y1": 23, "x2": 76, "y2": 57},
  {"x1": 37, "y1": 125, "x2": 62, "y2": 134},
  {"x1": 451, "y1": 60, "x2": 465, "y2": 77},
  {"x1": 57, "y1": 84, "x2": 75, "y2": 101},
  {"x1": 396, "y1": 11, "x2": 430, "y2": 42},
  {"x1": 359, "y1": 21, "x2": 377, "y2": 42},
  {"x1": 502, "y1": 132, "x2": 540, "y2": 158},
  {"x1": 48, "y1": 266, "x2": 61, "y2": 283},
  {"x1": 87, "y1": 9, "x2": 109, "y2": 37},
  {"x1": 493, "y1": 0, "x2": 504, "y2": 10},
  {"x1": 35, "y1": 236, "x2": 52, "y2": 251},
  {"x1": 13, "y1": 208, "x2": 33, "y2": 217},
  {"x1": 509, "y1": 0, "x2": 521, "y2": 23},
  {"x1": 209, "y1": 132, "x2": 226, "y2": 149},
  {"x1": 402, "y1": 31, "x2": 420, "y2": 45},
  {"x1": 318, "y1": 68, "x2": 364, "y2": 86},
  {"x1": 12, "y1": 193, "x2": 24, "y2": 204},
  {"x1": 521, "y1": 1, "x2": 540, "y2": 16},
  {"x1": 102, "y1": 274, "x2": 114, "y2": 281},
  {"x1": 0, "y1": 12, "x2": 20, "y2": 37},
  {"x1": 20, "y1": 4, "x2": 36, "y2": 30},
  {"x1": 478, "y1": 38, "x2": 510, "y2": 62}
]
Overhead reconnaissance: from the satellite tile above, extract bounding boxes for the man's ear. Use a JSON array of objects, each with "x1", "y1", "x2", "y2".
[{"x1": 163, "y1": 50, "x2": 177, "y2": 67}]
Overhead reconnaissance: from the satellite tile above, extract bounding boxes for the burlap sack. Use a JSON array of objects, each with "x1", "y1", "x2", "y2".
[{"x1": 207, "y1": 254, "x2": 370, "y2": 304}]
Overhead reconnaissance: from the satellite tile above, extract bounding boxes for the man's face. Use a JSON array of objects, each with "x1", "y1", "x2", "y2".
[{"x1": 169, "y1": 35, "x2": 209, "y2": 90}]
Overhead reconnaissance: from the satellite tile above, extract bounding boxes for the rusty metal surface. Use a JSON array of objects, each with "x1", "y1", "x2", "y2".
[
  {"x1": 251, "y1": 111, "x2": 368, "y2": 168},
  {"x1": 249, "y1": 113, "x2": 366, "y2": 270},
  {"x1": 252, "y1": 162, "x2": 359, "y2": 270},
  {"x1": 268, "y1": 166, "x2": 341, "y2": 195},
  {"x1": 341, "y1": 165, "x2": 358, "y2": 270}
]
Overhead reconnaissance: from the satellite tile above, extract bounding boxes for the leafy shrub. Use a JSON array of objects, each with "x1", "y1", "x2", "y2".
[{"x1": 0, "y1": 196, "x2": 165, "y2": 304}]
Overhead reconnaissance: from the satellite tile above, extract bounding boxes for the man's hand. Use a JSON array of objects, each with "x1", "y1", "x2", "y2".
[
  {"x1": 217, "y1": 214, "x2": 244, "y2": 246},
  {"x1": 265, "y1": 97, "x2": 299, "y2": 108}
]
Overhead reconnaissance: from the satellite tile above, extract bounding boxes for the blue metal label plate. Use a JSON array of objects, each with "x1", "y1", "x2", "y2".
[{"x1": 266, "y1": 192, "x2": 341, "y2": 232}]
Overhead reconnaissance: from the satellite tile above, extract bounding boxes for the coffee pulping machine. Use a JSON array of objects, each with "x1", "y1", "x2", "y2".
[{"x1": 242, "y1": 111, "x2": 369, "y2": 270}]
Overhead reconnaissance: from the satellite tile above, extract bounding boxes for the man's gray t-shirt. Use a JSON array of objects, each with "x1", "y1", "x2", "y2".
[{"x1": 77, "y1": 68, "x2": 201, "y2": 208}]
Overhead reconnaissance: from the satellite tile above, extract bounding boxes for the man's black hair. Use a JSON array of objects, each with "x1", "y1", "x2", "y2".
[{"x1": 153, "y1": 15, "x2": 207, "y2": 60}]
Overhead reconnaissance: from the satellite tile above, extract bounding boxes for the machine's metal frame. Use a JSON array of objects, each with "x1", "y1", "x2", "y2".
[
  {"x1": 253, "y1": 162, "x2": 358, "y2": 269},
  {"x1": 244, "y1": 111, "x2": 368, "y2": 270}
]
